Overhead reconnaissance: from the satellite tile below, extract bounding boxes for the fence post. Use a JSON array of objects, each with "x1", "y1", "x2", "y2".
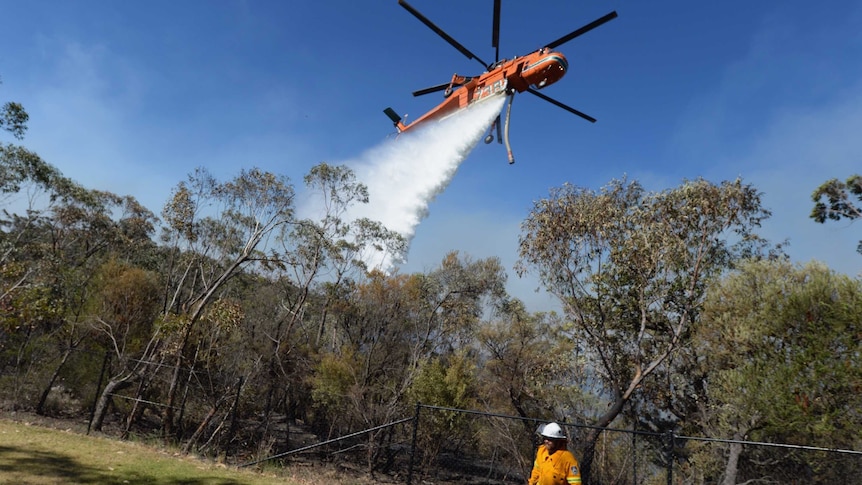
[
  {"x1": 87, "y1": 350, "x2": 110, "y2": 435},
  {"x1": 407, "y1": 402, "x2": 421, "y2": 485},
  {"x1": 632, "y1": 422, "x2": 638, "y2": 485},
  {"x1": 665, "y1": 429, "x2": 675, "y2": 485},
  {"x1": 227, "y1": 375, "x2": 244, "y2": 452}
]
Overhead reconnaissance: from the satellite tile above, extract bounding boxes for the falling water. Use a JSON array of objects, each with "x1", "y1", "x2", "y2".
[{"x1": 337, "y1": 94, "x2": 507, "y2": 271}]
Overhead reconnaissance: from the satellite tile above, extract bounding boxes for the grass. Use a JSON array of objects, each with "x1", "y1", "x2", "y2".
[{"x1": 0, "y1": 418, "x2": 321, "y2": 485}]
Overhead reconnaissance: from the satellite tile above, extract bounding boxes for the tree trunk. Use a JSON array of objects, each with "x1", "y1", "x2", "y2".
[
  {"x1": 90, "y1": 378, "x2": 133, "y2": 432},
  {"x1": 122, "y1": 374, "x2": 152, "y2": 439},
  {"x1": 721, "y1": 435, "x2": 744, "y2": 485},
  {"x1": 579, "y1": 395, "x2": 627, "y2": 484},
  {"x1": 36, "y1": 346, "x2": 73, "y2": 415},
  {"x1": 162, "y1": 343, "x2": 186, "y2": 440},
  {"x1": 162, "y1": 297, "x2": 213, "y2": 440},
  {"x1": 224, "y1": 376, "x2": 244, "y2": 452},
  {"x1": 182, "y1": 405, "x2": 219, "y2": 453}
]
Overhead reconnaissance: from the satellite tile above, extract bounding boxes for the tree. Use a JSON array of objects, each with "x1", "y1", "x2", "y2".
[
  {"x1": 155, "y1": 163, "x2": 405, "y2": 443},
  {"x1": 517, "y1": 177, "x2": 772, "y2": 482},
  {"x1": 1, "y1": 77, "x2": 29, "y2": 140},
  {"x1": 810, "y1": 174, "x2": 862, "y2": 255},
  {"x1": 476, "y1": 301, "x2": 588, "y2": 479},
  {"x1": 478, "y1": 302, "x2": 580, "y2": 424},
  {"x1": 157, "y1": 166, "x2": 295, "y2": 439},
  {"x1": 1, "y1": 86, "x2": 158, "y2": 415},
  {"x1": 1, "y1": 91, "x2": 81, "y2": 304},
  {"x1": 308, "y1": 252, "x2": 508, "y2": 471},
  {"x1": 694, "y1": 259, "x2": 862, "y2": 484},
  {"x1": 34, "y1": 189, "x2": 157, "y2": 416},
  {"x1": 296, "y1": 162, "x2": 407, "y2": 346},
  {"x1": 207, "y1": 163, "x2": 408, "y2": 454},
  {"x1": 88, "y1": 260, "x2": 162, "y2": 432}
]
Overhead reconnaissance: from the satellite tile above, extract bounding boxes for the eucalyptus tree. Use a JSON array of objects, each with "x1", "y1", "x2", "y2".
[
  {"x1": 88, "y1": 260, "x2": 162, "y2": 432},
  {"x1": 275, "y1": 162, "x2": 404, "y2": 380},
  {"x1": 477, "y1": 301, "x2": 589, "y2": 425},
  {"x1": 158, "y1": 166, "x2": 295, "y2": 438},
  {"x1": 35, "y1": 189, "x2": 157, "y2": 412},
  {"x1": 1, "y1": 186, "x2": 157, "y2": 410},
  {"x1": 475, "y1": 301, "x2": 591, "y2": 478},
  {"x1": 1, "y1": 93, "x2": 77, "y2": 306},
  {"x1": 156, "y1": 163, "x2": 405, "y2": 445},
  {"x1": 301, "y1": 162, "x2": 407, "y2": 347},
  {"x1": 308, "y1": 252, "x2": 508, "y2": 469},
  {"x1": 811, "y1": 174, "x2": 862, "y2": 255},
  {"x1": 1, "y1": 93, "x2": 159, "y2": 412},
  {"x1": 517, "y1": 177, "x2": 772, "y2": 482},
  {"x1": 229, "y1": 162, "x2": 406, "y2": 449},
  {"x1": 694, "y1": 259, "x2": 862, "y2": 484}
]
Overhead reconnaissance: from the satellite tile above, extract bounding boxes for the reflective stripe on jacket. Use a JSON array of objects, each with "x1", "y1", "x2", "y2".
[{"x1": 528, "y1": 444, "x2": 582, "y2": 485}]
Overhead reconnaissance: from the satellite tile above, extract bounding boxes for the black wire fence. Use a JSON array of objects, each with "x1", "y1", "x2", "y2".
[
  {"x1": 54, "y1": 350, "x2": 862, "y2": 484},
  {"x1": 238, "y1": 403, "x2": 862, "y2": 485},
  {"x1": 7, "y1": 344, "x2": 860, "y2": 483}
]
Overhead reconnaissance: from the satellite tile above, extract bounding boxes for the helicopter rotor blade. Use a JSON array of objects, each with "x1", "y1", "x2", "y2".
[
  {"x1": 545, "y1": 11, "x2": 618, "y2": 50},
  {"x1": 398, "y1": 0, "x2": 490, "y2": 69},
  {"x1": 526, "y1": 88, "x2": 596, "y2": 123},
  {"x1": 412, "y1": 83, "x2": 451, "y2": 97},
  {"x1": 492, "y1": 0, "x2": 501, "y2": 63}
]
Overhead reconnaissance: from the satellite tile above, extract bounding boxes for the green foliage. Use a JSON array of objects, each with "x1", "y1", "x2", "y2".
[
  {"x1": 287, "y1": 162, "x2": 405, "y2": 281},
  {"x1": 201, "y1": 297, "x2": 244, "y2": 333},
  {"x1": 811, "y1": 174, "x2": 862, "y2": 222},
  {"x1": 161, "y1": 182, "x2": 198, "y2": 242},
  {"x1": 1, "y1": 101, "x2": 28, "y2": 139},
  {"x1": 810, "y1": 174, "x2": 862, "y2": 254},
  {"x1": 159, "y1": 166, "x2": 295, "y2": 322},
  {"x1": 477, "y1": 303, "x2": 589, "y2": 421},
  {"x1": 517, "y1": 176, "x2": 775, "y2": 479},
  {"x1": 88, "y1": 259, "x2": 161, "y2": 353},
  {"x1": 408, "y1": 353, "x2": 476, "y2": 410},
  {"x1": 0, "y1": 144, "x2": 61, "y2": 196},
  {"x1": 518, "y1": 177, "x2": 772, "y2": 408},
  {"x1": 695, "y1": 259, "x2": 862, "y2": 482},
  {"x1": 304, "y1": 161, "x2": 369, "y2": 208},
  {"x1": 0, "y1": 261, "x2": 63, "y2": 332},
  {"x1": 407, "y1": 353, "x2": 478, "y2": 465},
  {"x1": 310, "y1": 345, "x2": 359, "y2": 411},
  {"x1": 0, "y1": 94, "x2": 81, "y2": 199}
]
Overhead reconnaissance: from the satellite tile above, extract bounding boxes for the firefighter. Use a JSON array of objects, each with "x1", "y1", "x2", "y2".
[{"x1": 528, "y1": 422, "x2": 582, "y2": 485}]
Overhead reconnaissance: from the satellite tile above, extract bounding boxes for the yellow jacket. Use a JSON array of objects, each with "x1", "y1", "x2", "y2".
[{"x1": 528, "y1": 444, "x2": 582, "y2": 485}]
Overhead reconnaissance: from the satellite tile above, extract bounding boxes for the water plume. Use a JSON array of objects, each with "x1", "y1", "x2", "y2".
[{"x1": 344, "y1": 95, "x2": 507, "y2": 271}]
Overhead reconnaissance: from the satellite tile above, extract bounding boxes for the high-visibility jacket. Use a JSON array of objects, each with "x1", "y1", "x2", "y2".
[{"x1": 528, "y1": 444, "x2": 582, "y2": 485}]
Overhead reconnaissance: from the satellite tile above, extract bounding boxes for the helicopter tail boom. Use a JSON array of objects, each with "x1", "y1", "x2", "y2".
[{"x1": 383, "y1": 107, "x2": 408, "y2": 132}]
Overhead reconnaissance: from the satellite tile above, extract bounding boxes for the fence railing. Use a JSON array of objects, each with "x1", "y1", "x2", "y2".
[{"x1": 240, "y1": 403, "x2": 862, "y2": 485}]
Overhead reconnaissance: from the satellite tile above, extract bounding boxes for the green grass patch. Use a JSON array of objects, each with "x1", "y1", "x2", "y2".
[{"x1": 0, "y1": 418, "x2": 299, "y2": 485}]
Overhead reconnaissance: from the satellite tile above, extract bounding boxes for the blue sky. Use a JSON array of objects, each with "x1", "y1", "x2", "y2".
[{"x1": 2, "y1": 0, "x2": 861, "y2": 311}]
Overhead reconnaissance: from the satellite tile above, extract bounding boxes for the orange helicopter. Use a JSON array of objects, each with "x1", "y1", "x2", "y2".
[{"x1": 384, "y1": 0, "x2": 617, "y2": 164}]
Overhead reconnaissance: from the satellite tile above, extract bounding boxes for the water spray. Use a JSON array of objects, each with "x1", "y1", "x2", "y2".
[{"x1": 330, "y1": 95, "x2": 507, "y2": 271}]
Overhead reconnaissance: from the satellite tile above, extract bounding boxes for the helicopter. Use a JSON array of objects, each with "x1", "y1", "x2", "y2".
[{"x1": 383, "y1": 0, "x2": 617, "y2": 164}]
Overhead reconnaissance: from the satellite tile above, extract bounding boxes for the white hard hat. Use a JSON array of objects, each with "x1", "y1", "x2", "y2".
[{"x1": 539, "y1": 422, "x2": 566, "y2": 439}]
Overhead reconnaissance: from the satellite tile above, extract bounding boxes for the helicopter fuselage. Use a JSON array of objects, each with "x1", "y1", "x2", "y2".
[{"x1": 390, "y1": 48, "x2": 568, "y2": 133}]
